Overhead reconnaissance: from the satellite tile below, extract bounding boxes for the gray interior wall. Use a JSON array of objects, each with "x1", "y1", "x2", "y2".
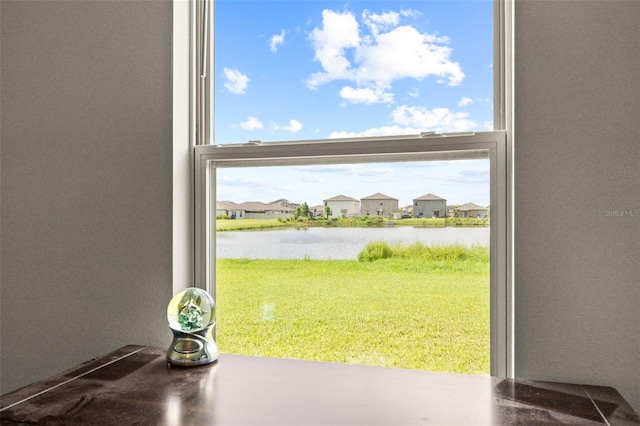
[
  {"x1": 0, "y1": 1, "x2": 173, "y2": 394},
  {"x1": 514, "y1": 0, "x2": 640, "y2": 411}
]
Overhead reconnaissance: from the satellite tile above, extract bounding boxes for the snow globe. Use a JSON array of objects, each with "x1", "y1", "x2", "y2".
[{"x1": 166, "y1": 287, "x2": 218, "y2": 367}]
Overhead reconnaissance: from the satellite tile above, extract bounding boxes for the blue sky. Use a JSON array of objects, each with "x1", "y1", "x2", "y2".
[{"x1": 214, "y1": 0, "x2": 493, "y2": 207}]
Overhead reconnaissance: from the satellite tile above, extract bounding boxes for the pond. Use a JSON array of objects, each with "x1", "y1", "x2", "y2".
[{"x1": 216, "y1": 226, "x2": 489, "y2": 260}]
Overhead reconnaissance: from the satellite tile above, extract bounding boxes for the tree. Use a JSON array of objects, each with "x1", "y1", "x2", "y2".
[
  {"x1": 301, "y1": 202, "x2": 311, "y2": 219},
  {"x1": 324, "y1": 205, "x2": 331, "y2": 219},
  {"x1": 295, "y1": 202, "x2": 311, "y2": 220}
]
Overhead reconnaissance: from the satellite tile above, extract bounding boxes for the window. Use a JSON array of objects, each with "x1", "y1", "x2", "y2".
[
  {"x1": 193, "y1": 0, "x2": 513, "y2": 377},
  {"x1": 196, "y1": 132, "x2": 508, "y2": 374}
]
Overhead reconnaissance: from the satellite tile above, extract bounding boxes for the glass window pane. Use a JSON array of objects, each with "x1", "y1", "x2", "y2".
[{"x1": 215, "y1": 158, "x2": 490, "y2": 375}]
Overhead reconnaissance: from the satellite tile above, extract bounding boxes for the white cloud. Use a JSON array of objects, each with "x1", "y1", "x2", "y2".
[
  {"x1": 459, "y1": 168, "x2": 489, "y2": 178},
  {"x1": 270, "y1": 29, "x2": 286, "y2": 52},
  {"x1": 306, "y1": 8, "x2": 465, "y2": 103},
  {"x1": 329, "y1": 125, "x2": 423, "y2": 138},
  {"x1": 362, "y1": 10, "x2": 400, "y2": 36},
  {"x1": 294, "y1": 164, "x2": 364, "y2": 174},
  {"x1": 354, "y1": 27, "x2": 463, "y2": 86},
  {"x1": 352, "y1": 167, "x2": 394, "y2": 177},
  {"x1": 339, "y1": 85, "x2": 393, "y2": 104},
  {"x1": 223, "y1": 68, "x2": 250, "y2": 94},
  {"x1": 273, "y1": 119, "x2": 303, "y2": 132},
  {"x1": 285, "y1": 119, "x2": 303, "y2": 132},
  {"x1": 420, "y1": 168, "x2": 489, "y2": 185},
  {"x1": 238, "y1": 117, "x2": 263, "y2": 130},
  {"x1": 302, "y1": 176, "x2": 324, "y2": 183},
  {"x1": 408, "y1": 87, "x2": 420, "y2": 97},
  {"x1": 329, "y1": 104, "x2": 477, "y2": 137},
  {"x1": 391, "y1": 106, "x2": 476, "y2": 132},
  {"x1": 400, "y1": 8, "x2": 422, "y2": 18},
  {"x1": 307, "y1": 10, "x2": 360, "y2": 88},
  {"x1": 295, "y1": 164, "x2": 391, "y2": 177},
  {"x1": 458, "y1": 97, "x2": 474, "y2": 107}
]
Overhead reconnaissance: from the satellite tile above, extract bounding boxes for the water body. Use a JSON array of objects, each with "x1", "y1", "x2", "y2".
[{"x1": 216, "y1": 226, "x2": 489, "y2": 260}]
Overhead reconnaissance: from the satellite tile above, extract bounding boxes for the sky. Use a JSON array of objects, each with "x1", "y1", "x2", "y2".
[{"x1": 214, "y1": 0, "x2": 493, "y2": 208}]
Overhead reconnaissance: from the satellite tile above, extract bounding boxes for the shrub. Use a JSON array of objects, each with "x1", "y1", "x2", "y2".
[
  {"x1": 395, "y1": 243, "x2": 488, "y2": 262},
  {"x1": 358, "y1": 242, "x2": 392, "y2": 262},
  {"x1": 358, "y1": 242, "x2": 489, "y2": 263}
]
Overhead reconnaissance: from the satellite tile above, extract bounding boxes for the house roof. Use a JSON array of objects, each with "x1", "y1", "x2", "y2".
[
  {"x1": 241, "y1": 201, "x2": 295, "y2": 212},
  {"x1": 216, "y1": 201, "x2": 294, "y2": 212},
  {"x1": 323, "y1": 194, "x2": 359, "y2": 202},
  {"x1": 361, "y1": 192, "x2": 398, "y2": 201},
  {"x1": 269, "y1": 198, "x2": 291, "y2": 204},
  {"x1": 238, "y1": 201, "x2": 270, "y2": 211},
  {"x1": 456, "y1": 202, "x2": 487, "y2": 211},
  {"x1": 413, "y1": 193, "x2": 446, "y2": 201},
  {"x1": 269, "y1": 199, "x2": 299, "y2": 207},
  {"x1": 216, "y1": 201, "x2": 242, "y2": 210}
]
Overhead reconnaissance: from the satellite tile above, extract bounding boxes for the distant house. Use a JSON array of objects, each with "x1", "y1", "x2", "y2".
[
  {"x1": 216, "y1": 201, "x2": 295, "y2": 219},
  {"x1": 323, "y1": 195, "x2": 360, "y2": 218},
  {"x1": 360, "y1": 193, "x2": 399, "y2": 217},
  {"x1": 401, "y1": 205, "x2": 414, "y2": 218},
  {"x1": 240, "y1": 201, "x2": 295, "y2": 219},
  {"x1": 269, "y1": 198, "x2": 300, "y2": 210},
  {"x1": 455, "y1": 203, "x2": 489, "y2": 218},
  {"x1": 413, "y1": 193, "x2": 447, "y2": 218},
  {"x1": 216, "y1": 201, "x2": 245, "y2": 219},
  {"x1": 309, "y1": 205, "x2": 325, "y2": 217}
]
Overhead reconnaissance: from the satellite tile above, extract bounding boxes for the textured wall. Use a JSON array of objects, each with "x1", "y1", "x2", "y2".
[
  {"x1": 1, "y1": 1, "x2": 173, "y2": 393},
  {"x1": 514, "y1": 0, "x2": 640, "y2": 411}
]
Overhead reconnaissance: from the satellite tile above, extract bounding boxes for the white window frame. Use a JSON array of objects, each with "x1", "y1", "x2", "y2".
[{"x1": 188, "y1": 0, "x2": 514, "y2": 378}]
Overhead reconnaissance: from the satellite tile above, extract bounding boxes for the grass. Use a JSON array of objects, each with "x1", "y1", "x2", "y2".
[
  {"x1": 216, "y1": 218, "x2": 292, "y2": 231},
  {"x1": 216, "y1": 244, "x2": 490, "y2": 375}
]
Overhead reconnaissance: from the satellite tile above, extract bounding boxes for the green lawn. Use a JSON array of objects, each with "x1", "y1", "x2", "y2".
[
  {"x1": 216, "y1": 246, "x2": 490, "y2": 375},
  {"x1": 216, "y1": 218, "x2": 291, "y2": 231}
]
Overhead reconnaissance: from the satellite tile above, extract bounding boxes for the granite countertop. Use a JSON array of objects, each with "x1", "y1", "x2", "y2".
[{"x1": 1, "y1": 345, "x2": 638, "y2": 425}]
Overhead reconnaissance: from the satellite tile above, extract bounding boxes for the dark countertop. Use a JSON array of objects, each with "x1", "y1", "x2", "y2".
[{"x1": 1, "y1": 345, "x2": 638, "y2": 425}]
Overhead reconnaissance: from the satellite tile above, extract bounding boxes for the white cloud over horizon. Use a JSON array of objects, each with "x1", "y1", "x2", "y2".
[
  {"x1": 294, "y1": 164, "x2": 365, "y2": 174},
  {"x1": 391, "y1": 106, "x2": 476, "y2": 131},
  {"x1": 302, "y1": 175, "x2": 324, "y2": 183},
  {"x1": 419, "y1": 167, "x2": 489, "y2": 186},
  {"x1": 306, "y1": 9, "x2": 464, "y2": 105},
  {"x1": 329, "y1": 105, "x2": 477, "y2": 138},
  {"x1": 458, "y1": 97, "x2": 474, "y2": 107},
  {"x1": 223, "y1": 68, "x2": 250, "y2": 94}
]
